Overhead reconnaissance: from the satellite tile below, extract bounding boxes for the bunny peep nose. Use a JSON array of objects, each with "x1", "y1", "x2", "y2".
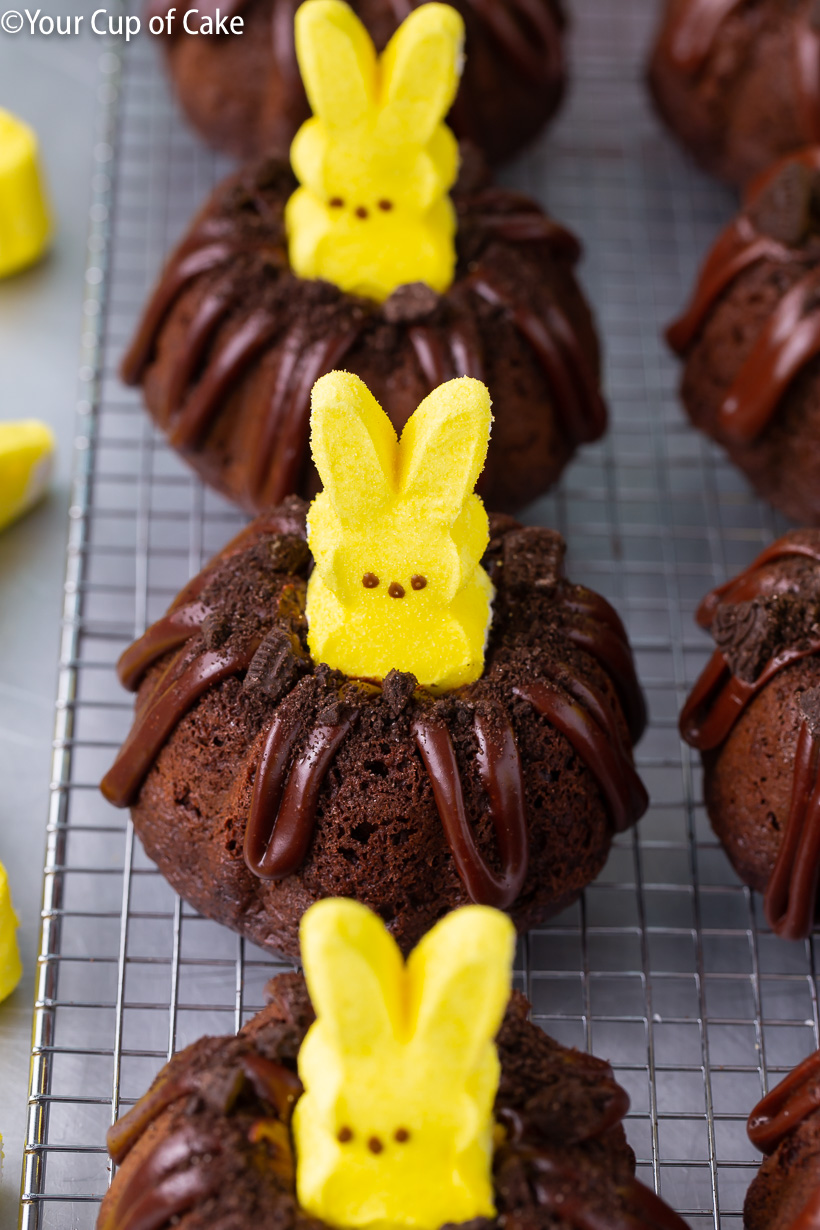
[
  {"x1": 293, "y1": 899, "x2": 515, "y2": 1229},
  {"x1": 284, "y1": 0, "x2": 464, "y2": 302},
  {"x1": 305, "y1": 371, "x2": 495, "y2": 691}
]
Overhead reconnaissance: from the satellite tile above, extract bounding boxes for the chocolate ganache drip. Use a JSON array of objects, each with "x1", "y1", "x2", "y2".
[
  {"x1": 748, "y1": 1050, "x2": 820, "y2": 1155},
  {"x1": 100, "y1": 993, "x2": 306, "y2": 1230},
  {"x1": 496, "y1": 1147, "x2": 690, "y2": 1230},
  {"x1": 680, "y1": 531, "x2": 820, "y2": 940},
  {"x1": 658, "y1": 0, "x2": 820, "y2": 147},
  {"x1": 668, "y1": 149, "x2": 820, "y2": 446},
  {"x1": 121, "y1": 162, "x2": 605, "y2": 511},
  {"x1": 746, "y1": 1049, "x2": 820, "y2": 1230},
  {"x1": 101, "y1": 510, "x2": 647, "y2": 913}
]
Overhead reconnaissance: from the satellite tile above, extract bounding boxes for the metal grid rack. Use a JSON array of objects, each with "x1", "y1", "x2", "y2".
[{"x1": 19, "y1": 2, "x2": 820, "y2": 1226}]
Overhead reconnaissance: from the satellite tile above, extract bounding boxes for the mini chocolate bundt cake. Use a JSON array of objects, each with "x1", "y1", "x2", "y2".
[
  {"x1": 745, "y1": 1049, "x2": 820, "y2": 1230},
  {"x1": 147, "y1": 0, "x2": 566, "y2": 167},
  {"x1": 121, "y1": 154, "x2": 606, "y2": 518},
  {"x1": 667, "y1": 149, "x2": 820, "y2": 525},
  {"x1": 680, "y1": 530, "x2": 820, "y2": 939},
  {"x1": 100, "y1": 499, "x2": 648, "y2": 958},
  {"x1": 97, "y1": 973, "x2": 688, "y2": 1230},
  {"x1": 648, "y1": 0, "x2": 820, "y2": 186}
]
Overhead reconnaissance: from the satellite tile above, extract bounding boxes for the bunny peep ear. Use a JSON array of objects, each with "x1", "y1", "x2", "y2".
[
  {"x1": 408, "y1": 906, "x2": 514, "y2": 1071},
  {"x1": 299, "y1": 899, "x2": 405, "y2": 1051},
  {"x1": 378, "y1": 3, "x2": 465, "y2": 147},
  {"x1": 294, "y1": 0, "x2": 376, "y2": 132},
  {"x1": 310, "y1": 371, "x2": 397, "y2": 524},
  {"x1": 398, "y1": 377, "x2": 491, "y2": 524}
]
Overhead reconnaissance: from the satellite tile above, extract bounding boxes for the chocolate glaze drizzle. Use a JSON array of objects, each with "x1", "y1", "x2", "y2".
[
  {"x1": 680, "y1": 532, "x2": 820, "y2": 940},
  {"x1": 101, "y1": 1034, "x2": 303, "y2": 1230},
  {"x1": 121, "y1": 173, "x2": 604, "y2": 509},
  {"x1": 660, "y1": 0, "x2": 820, "y2": 146},
  {"x1": 747, "y1": 1047, "x2": 820, "y2": 1218},
  {"x1": 668, "y1": 146, "x2": 820, "y2": 446},
  {"x1": 472, "y1": 271, "x2": 606, "y2": 446},
  {"x1": 101, "y1": 514, "x2": 646, "y2": 912},
  {"x1": 497, "y1": 1145, "x2": 690, "y2": 1230},
  {"x1": 749, "y1": 1051, "x2": 820, "y2": 1153},
  {"x1": 411, "y1": 709, "x2": 529, "y2": 909}
]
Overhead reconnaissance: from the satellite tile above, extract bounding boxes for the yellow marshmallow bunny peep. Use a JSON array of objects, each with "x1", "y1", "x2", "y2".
[
  {"x1": 305, "y1": 371, "x2": 494, "y2": 691},
  {"x1": 0, "y1": 861, "x2": 22, "y2": 1002},
  {"x1": 286, "y1": 0, "x2": 464, "y2": 302},
  {"x1": 294, "y1": 899, "x2": 515, "y2": 1229}
]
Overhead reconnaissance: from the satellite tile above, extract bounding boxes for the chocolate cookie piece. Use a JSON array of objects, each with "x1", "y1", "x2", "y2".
[
  {"x1": 121, "y1": 154, "x2": 606, "y2": 518},
  {"x1": 148, "y1": 0, "x2": 566, "y2": 168},
  {"x1": 648, "y1": 0, "x2": 820, "y2": 186},
  {"x1": 97, "y1": 975, "x2": 688, "y2": 1230},
  {"x1": 100, "y1": 503, "x2": 648, "y2": 959},
  {"x1": 680, "y1": 531, "x2": 820, "y2": 939},
  {"x1": 744, "y1": 1049, "x2": 820, "y2": 1230},
  {"x1": 667, "y1": 150, "x2": 820, "y2": 525}
]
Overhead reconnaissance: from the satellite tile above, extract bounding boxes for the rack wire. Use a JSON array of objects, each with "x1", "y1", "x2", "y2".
[{"x1": 19, "y1": 2, "x2": 820, "y2": 1227}]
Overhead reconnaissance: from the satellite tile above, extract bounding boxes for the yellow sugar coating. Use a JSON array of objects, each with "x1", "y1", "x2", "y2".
[
  {"x1": 0, "y1": 420, "x2": 56, "y2": 533},
  {"x1": 305, "y1": 371, "x2": 494, "y2": 691},
  {"x1": 285, "y1": 0, "x2": 463, "y2": 302},
  {"x1": 0, "y1": 109, "x2": 51, "y2": 278},
  {"x1": 0, "y1": 862, "x2": 22, "y2": 1003},
  {"x1": 294, "y1": 899, "x2": 515, "y2": 1229}
]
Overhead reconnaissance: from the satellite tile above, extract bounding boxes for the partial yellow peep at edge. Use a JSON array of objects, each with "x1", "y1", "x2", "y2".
[
  {"x1": 0, "y1": 109, "x2": 51, "y2": 279},
  {"x1": 0, "y1": 862, "x2": 22, "y2": 1003},
  {"x1": 294, "y1": 899, "x2": 515, "y2": 1230},
  {"x1": 0, "y1": 420, "x2": 56, "y2": 532},
  {"x1": 305, "y1": 371, "x2": 494, "y2": 691},
  {"x1": 286, "y1": 0, "x2": 464, "y2": 302}
]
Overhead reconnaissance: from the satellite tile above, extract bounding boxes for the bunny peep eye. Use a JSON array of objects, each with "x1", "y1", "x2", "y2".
[
  {"x1": 394, "y1": 1127, "x2": 411, "y2": 1143},
  {"x1": 378, "y1": 199, "x2": 393, "y2": 211},
  {"x1": 337, "y1": 1126, "x2": 354, "y2": 1143},
  {"x1": 411, "y1": 575, "x2": 427, "y2": 591},
  {"x1": 329, "y1": 197, "x2": 345, "y2": 208},
  {"x1": 355, "y1": 206, "x2": 369, "y2": 220},
  {"x1": 388, "y1": 582, "x2": 405, "y2": 599},
  {"x1": 368, "y1": 1136, "x2": 384, "y2": 1154},
  {"x1": 362, "y1": 573, "x2": 380, "y2": 589}
]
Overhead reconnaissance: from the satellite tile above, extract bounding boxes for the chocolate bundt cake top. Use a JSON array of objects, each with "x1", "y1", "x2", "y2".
[
  {"x1": 147, "y1": 0, "x2": 566, "y2": 112},
  {"x1": 744, "y1": 1049, "x2": 820, "y2": 1230},
  {"x1": 657, "y1": 0, "x2": 820, "y2": 142},
  {"x1": 98, "y1": 972, "x2": 687, "y2": 1230},
  {"x1": 651, "y1": 0, "x2": 820, "y2": 185},
  {"x1": 680, "y1": 530, "x2": 820, "y2": 939},
  {"x1": 100, "y1": 501, "x2": 647, "y2": 913},
  {"x1": 121, "y1": 154, "x2": 605, "y2": 515},
  {"x1": 668, "y1": 150, "x2": 820, "y2": 448}
]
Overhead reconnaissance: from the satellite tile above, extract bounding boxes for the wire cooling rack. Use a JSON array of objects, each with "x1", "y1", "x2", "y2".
[{"x1": 19, "y1": 2, "x2": 820, "y2": 1227}]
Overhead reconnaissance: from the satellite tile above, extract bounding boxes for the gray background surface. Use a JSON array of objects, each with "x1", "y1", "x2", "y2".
[{"x1": 0, "y1": 12, "x2": 98, "y2": 1225}]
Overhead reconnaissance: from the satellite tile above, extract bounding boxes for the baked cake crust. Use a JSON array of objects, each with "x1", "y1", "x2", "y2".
[
  {"x1": 121, "y1": 154, "x2": 607, "y2": 518},
  {"x1": 680, "y1": 531, "x2": 820, "y2": 939},
  {"x1": 101, "y1": 500, "x2": 648, "y2": 958},
  {"x1": 97, "y1": 974, "x2": 688, "y2": 1230}
]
